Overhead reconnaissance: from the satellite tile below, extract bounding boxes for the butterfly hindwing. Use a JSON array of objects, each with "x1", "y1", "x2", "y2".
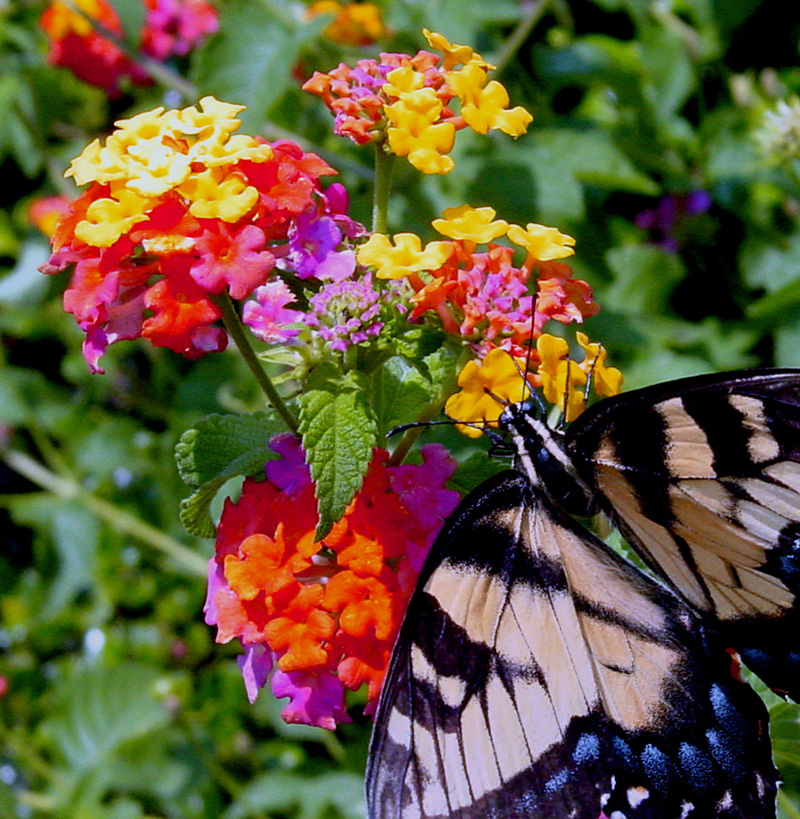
[
  {"x1": 367, "y1": 470, "x2": 777, "y2": 819},
  {"x1": 567, "y1": 369, "x2": 800, "y2": 698}
]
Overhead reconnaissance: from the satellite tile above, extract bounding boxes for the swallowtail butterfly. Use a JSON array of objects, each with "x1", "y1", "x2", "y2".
[{"x1": 367, "y1": 369, "x2": 800, "y2": 819}]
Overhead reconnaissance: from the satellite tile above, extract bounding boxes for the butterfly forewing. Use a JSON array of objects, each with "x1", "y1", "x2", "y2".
[
  {"x1": 367, "y1": 470, "x2": 777, "y2": 819},
  {"x1": 567, "y1": 369, "x2": 800, "y2": 698}
]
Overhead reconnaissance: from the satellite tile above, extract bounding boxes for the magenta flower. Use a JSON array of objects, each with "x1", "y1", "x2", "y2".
[
  {"x1": 386, "y1": 444, "x2": 460, "y2": 571},
  {"x1": 142, "y1": 0, "x2": 219, "y2": 61},
  {"x1": 271, "y1": 668, "x2": 351, "y2": 730},
  {"x1": 242, "y1": 280, "x2": 304, "y2": 344},
  {"x1": 191, "y1": 223, "x2": 275, "y2": 300}
]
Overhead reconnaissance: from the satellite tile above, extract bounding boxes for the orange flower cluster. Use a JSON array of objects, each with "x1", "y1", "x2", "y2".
[{"x1": 205, "y1": 436, "x2": 459, "y2": 728}]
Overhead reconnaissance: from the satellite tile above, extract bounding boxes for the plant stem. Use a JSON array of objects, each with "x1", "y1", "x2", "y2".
[
  {"x1": 215, "y1": 292, "x2": 300, "y2": 434},
  {"x1": 0, "y1": 449, "x2": 208, "y2": 577},
  {"x1": 372, "y1": 146, "x2": 396, "y2": 234},
  {"x1": 495, "y1": 0, "x2": 550, "y2": 76}
]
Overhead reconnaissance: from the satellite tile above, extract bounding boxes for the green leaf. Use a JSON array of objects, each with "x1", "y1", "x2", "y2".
[
  {"x1": 740, "y1": 232, "x2": 800, "y2": 294},
  {"x1": 175, "y1": 412, "x2": 283, "y2": 537},
  {"x1": 105, "y1": 0, "x2": 146, "y2": 48},
  {"x1": 503, "y1": 128, "x2": 658, "y2": 223},
  {"x1": 40, "y1": 664, "x2": 169, "y2": 770},
  {"x1": 371, "y1": 356, "x2": 438, "y2": 435},
  {"x1": 603, "y1": 245, "x2": 686, "y2": 315},
  {"x1": 191, "y1": 1, "x2": 327, "y2": 132},
  {"x1": 298, "y1": 363, "x2": 377, "y2": 540},
  {"x1": 448, "y1": 450, "x2": 508, "y2": 495},
  {"x1": 224, "y1": 771, "x2": 366, "y2": 819}
]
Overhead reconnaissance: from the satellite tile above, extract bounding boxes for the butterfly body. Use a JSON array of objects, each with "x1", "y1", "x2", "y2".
[{"x1": 367, "y1": 369, "x2": 800, "y2": 818}]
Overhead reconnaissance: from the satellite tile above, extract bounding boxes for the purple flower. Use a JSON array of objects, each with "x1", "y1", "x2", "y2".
[
  {"x1": 304, "y1": 274, "x2": 391, "y2": 352},
  {"x1": 635, "y1": 190, "x2": 712, "y2": 253},
  {"x1": 388, "y1": 444, "x2": 460, "y2": 571},
  {"x1": 283, "y1": 213, "x2": 356, "y2": 282},
  {"x1": 242, "y1": 280, "x2": 304, "y2": 344},
  {"x1": 238, "y1": 644, "x2": 273, "y2": 703},
  {"x1": 265, "y1": 434, "x2": 311, "y2": 497}
]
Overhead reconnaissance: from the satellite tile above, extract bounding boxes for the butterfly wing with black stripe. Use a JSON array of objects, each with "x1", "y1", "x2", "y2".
[
  {"x1": 567, "y1": 369, "x2": 800, "y2": 699},
  {"x1": 366, "y1": 470, "x2": 777, "y2": 819}
]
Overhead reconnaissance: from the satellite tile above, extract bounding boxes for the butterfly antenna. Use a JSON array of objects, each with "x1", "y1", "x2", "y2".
[
  {"x1": 388, "y1": 418, "x2": 498, "y2": 439},
  {"x1": 583, "y1": 342, "x2": 602, "y2": 404}
]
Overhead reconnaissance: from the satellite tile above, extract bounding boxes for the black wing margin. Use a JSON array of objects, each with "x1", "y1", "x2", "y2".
[
  {"x1": 366, "y1": 470, "x2": 777, "y2": 819},
  {"x1": 567, "y1": 368, "x2": 800, "y2": 699}
]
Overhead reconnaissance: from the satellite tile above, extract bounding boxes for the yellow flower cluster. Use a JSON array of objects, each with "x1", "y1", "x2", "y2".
[
  {"x1": 357, "y1": 205, "x2": 575, "y2": 278},
  {"x1": 445, "y1": 336, "x2": 623, "y2": 436},
  {"x1": 537, "y1": 333, "x2": 623, "y2": 422},
  {"x1": 66, "y1": 97, "x2": 273, "y2": 247},
  {"x1": 384, "y1": 31, "x2": 533, "y2": 175}
]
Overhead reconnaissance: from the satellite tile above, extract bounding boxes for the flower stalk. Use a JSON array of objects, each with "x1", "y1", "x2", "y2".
[{"x1": 215, "y1": 292, "x2": 300, "y2": 434}]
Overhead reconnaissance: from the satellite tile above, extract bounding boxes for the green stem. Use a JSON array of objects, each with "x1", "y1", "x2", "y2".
[
  {"x1": 372, "y1": 146, "x2": 396, "y2": 234},
  {"x1": 0, "y1": 449, "x2": 208, "y2": 577},
  {"x1": 215, "y1": 292, "x2": 300, "y2": 434},
  {"x1": 494, "y1": 0, "x2": 551, "y2": 76}
]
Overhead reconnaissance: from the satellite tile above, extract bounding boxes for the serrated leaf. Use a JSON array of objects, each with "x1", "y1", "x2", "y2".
[
  {"x1": 372, "y1": 357, "x2": 438, "y2": 435},
  {"x1": 175, "y1": 412, "x2": 282, "y2": 537},
  {"x1": 298, "y1": 363, "x2": 377, "y2": 540}
]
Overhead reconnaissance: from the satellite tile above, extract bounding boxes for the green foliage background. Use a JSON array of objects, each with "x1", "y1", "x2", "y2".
[{"x1": 2, "y1": 0, "x2": 800, "y2": 817}]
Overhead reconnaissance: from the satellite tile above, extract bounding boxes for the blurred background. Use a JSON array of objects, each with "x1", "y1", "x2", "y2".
[{"x1": 1, "y1": 0, "x2": 800, "y2": 817}]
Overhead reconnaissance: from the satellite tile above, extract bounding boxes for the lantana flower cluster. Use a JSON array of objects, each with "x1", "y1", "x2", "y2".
[
  {"x1": 306, "y1": 0, "x2": 386, "y2": 47},
  {"x1": 303, "y1": 29, "x2": 532, "y2": 174},
  {"x1": 446, "y1": 334, "x2": 624, "y2": 437},
  {"x1": 40, "y1": 0, "x2": 218, "y2": 97},
  {"x1": 205, "y1": 435, "x2": 459, "y2": 728},
  {"x1": 357, "y1": 205, "x2": 598, "y2": 359},
  {"x1": 42, "y1": 96, "x2": 364, "y2": 372}
]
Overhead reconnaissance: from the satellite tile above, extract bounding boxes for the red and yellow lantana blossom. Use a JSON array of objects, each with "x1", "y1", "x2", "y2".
[
  {"x1": 445, "y1": 335, "x2": 624, "y2": 437},
  {"x1": 358, "y1": 204, "x2": 597, "y2": 359},
  {"x1": 40, "y1": 0, "x2": 218, "y2": 97},
  {"x1": 41, "y1": 97, "x2": 350, "y2": 372},
  {"x1": 303, "y1": 29, "x2": 532, "y2": 174},
  {"x1": 205, "y1": 435, "x2": 460, "y2": 728}
]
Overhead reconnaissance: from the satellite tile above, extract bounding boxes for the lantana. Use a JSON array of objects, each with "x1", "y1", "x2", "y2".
[
  {"x1": 28, "y1": 195, "x2": 72, "y2": 238},
  {"x1": 40, "y1": 0, "x2": 218, "y2": 97},
  {"x1": 445, "y1": 332, "x2": 623, "y2": 434},
  {"x1": 358, "y1": 205, "x2": 598, "y2": 358},
  {"x1": 205, "y1": 435, "x2": 459, "y2": 727},
  {"x1": 306, "y1": 1, "x2": 386, "y2": 47},
  {"x1": 41, "y1": 97, "x2": 363, "y2": 372},
  {"x1": 302, "y1": 29, "x2": 532, "y2": 173}
]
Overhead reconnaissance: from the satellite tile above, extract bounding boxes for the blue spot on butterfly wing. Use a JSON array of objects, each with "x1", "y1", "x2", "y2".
[
  {"x1": 640, "y1": 744, "x2": 676, "y2": 794},
  {"x1": 573, "y1": 733, "x2": 600, "y2": 763},
  {"x1": 678, "y1": 743, "x2": 715, "y2": 792},
  {"x1": 544, "y1": 768, "x2": 571, "y2": 794}
]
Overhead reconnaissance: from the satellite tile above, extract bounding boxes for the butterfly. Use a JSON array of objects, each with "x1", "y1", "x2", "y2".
[{"x1": 367, "y1": 368, "x2": 800, "y2": 819}]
